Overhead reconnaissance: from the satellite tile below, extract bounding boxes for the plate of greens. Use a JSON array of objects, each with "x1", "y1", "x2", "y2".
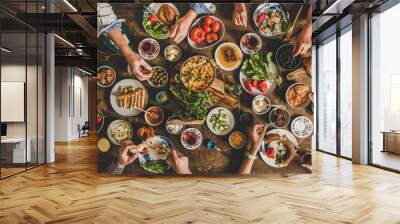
[
  {"x1": 142, "y1": 3, "x2": 180, "y2": 40},
  {"x1": 137, "y1": 135, "x2": 173, "y2": 174},
  {"x1": 239, "y1": 50, "x2": 282, "y2": 96}
]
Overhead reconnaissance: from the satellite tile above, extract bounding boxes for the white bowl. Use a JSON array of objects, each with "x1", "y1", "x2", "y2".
[
  {"x1": 142, "y1": 3, "x2": 180, "y2": 40},
  {"x1": 138, "y1": 38, "x2": 160, "y2": 60},
  {"x1": 164, "y1": 44, "x2": 181, "y2": 62},
  {"x1": 239, "y1": 33, "x2": 262, "y2": 55},
  {"x1": 252, "y1": 95, "x2": 271, "y2": 115},
  {"x1": 187, "y1": 15, "x2": 225, "y2": 49},
  {"x1": 214, "y1": 42, "x2": 243, "y2": 71},
  {"x1": 180, "y1": 128, "x2": 203, "y2": 150},
  {"x1": 285, "y1": 83, "x2": 311, "y2": 109},
  {"x1": 206, "y1": 107, "x2": 235, "y2": 136},
  {"x1": 291, "y1": 116, "x2": 313, "y2": 139}
]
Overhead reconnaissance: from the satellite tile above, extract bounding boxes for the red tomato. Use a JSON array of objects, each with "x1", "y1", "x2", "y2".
[
  {"x1": 244, "y1": 80, "x2": 253, "y2": 91},
  {"x1": 205, "y1": 32, "x2": 218, "y2": 44},
  {"x1": 211, "y1": 21, "x2": 220, "y2": 33},
  {"x1": 194, "y1": 38, "x2": 203, "y2": 44},
  {"x1": 96, "y1": 116, "x2": 102, "y2": 125},
  {"x1": 202, "y1": 23, "x2": 211, "y2": 33},
  {"x1": 203, "y1": 16, "x2": 214, "y2": 25},
  {"x1": 200, "y1": 30, "x2": 206, "y2": 41},
  {"x1": 250, "y1": 80, "x2": 257, "y2": 87},
  {"x1": 265, "y1": 148, "x2": 275, "y2": 159},
  {"x1": 257, "y1": 80, "x2": 268, "y2": 93},
  {"x1": 190, "y1": 27, "x2": 204, "y2": 44},
  {"x1": 148, "y1": 15, "x2": 159, "y2": 24},
  {"x1": 256, "y1": 13, "x2": 266, "y2": 24}
]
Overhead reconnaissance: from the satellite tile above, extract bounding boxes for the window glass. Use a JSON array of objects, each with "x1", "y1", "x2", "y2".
[
  {"x1": 317, "y1": 36, "x2": 337, "y2": 154},
  {"x1": 371, "y1": 3, "x2": 400, "y2": 171},
  {"x1": 339, "y1": 28, "x2": 352, "y2": 158}
]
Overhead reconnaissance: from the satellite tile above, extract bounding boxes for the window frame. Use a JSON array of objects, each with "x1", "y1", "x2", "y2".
[
  {"x1": 367, "y1": 1, "x2": 400, "y2": 173},
  {"x1": 315, "y1": 24, "x2": 353, "y2": 161}
]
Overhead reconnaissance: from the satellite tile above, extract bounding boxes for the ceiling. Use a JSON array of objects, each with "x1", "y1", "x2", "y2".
[
  {"x1": 312, "y1": 0, "x2": 391, "y2": 43},
  {"x1": 0, "y1": 0, "x2": 98, "y2": 73}
]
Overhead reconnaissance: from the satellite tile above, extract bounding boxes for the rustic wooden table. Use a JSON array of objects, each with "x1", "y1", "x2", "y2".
[{"x1": 97, "y1": 3, "x2": 312, "y2": 175}]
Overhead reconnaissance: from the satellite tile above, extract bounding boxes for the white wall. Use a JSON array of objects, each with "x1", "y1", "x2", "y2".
[
  {"x1": 54, "y1": 66, "x2": 89, "y2": 141},
  {"x1": 1, "y1": 64, "x2": 46, "y2": 163},
  {"x1": 1, "y1": 65, "x2": 38, "y2": 138}
]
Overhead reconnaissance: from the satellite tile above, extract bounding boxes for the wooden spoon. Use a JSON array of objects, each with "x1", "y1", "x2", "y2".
[
  {"x1": 266, "y1": 104, "x2": 287, "y2": 110},
  {"x1": 284, "y1": 5, "x2": 304, "y2": 42},
  {"x1": 168, "y1": 119, "x2": 204, "y2": 126},
  {"x1": 133, "y1": 106, "x2": 158, "y2": 120}
]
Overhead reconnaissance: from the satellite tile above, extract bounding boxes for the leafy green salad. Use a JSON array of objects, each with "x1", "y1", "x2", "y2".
[
  {"x1": 142, "y1": 160, "x2": 168, "y2": 174},
  {"x1": 143, "y1": 13, "x2": 169, "y2": 39},
  {"x1": 241, "y1": 50, "x2": 282, "y2": 86}
]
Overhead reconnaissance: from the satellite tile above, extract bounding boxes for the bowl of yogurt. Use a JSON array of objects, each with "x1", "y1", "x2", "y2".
[
  {"x1": 252, "y1": 95, "x2": 271, "y2": 115},
  {"x1": 164, "y1": 45, "x2": 181, "y2": 62},
  {"x1": 166, "y1": 116, "x2": 185, "y2": 135}
]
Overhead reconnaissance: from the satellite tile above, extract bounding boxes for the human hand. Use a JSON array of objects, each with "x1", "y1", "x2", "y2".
[
  {"x1": 116, "y1": 141, "x2": 138, "y2": 168},
  {"x1": 168, "y1": 148, "x2": 192, "y2": 174},
  {"x1": 292, "y1": 28, "x2": 312, "y2": 57},
  {"x1": 293, "y1": 7, "x2": 312, "y2": 57},
  {"x1": 232, "y1": 3, "x2": 247, "y2": 27},
  {"x1": 170, "y1": 9, "x2": 197, "y2": 44},
  {"x1": 124, "y1": 50, "x2": 152, "y2": 81},
  {"x1": 249, "y1": 124, "x2": 268, "y2": 155}
]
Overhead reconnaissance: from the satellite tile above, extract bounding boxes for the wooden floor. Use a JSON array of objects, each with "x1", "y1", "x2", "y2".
[
  {"x1": 372, "y1": 150, "x2": 400, "y2": 171},
  {"x1": 0, "y1": 136, "x2": 400, "y2": 224}
]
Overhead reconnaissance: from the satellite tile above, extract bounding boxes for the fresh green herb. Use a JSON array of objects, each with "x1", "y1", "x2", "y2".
[
  {"x1": 275, "y1": 143, "x2": 287, "y2": 165},
  {"x1": 280, "y1": 11, "x2": 291, "y2": 33},
  {"x1": 142, "y1": 160, "x2": 168, "y2": 173},
  {"x1": 224, "y1": 83, "x2": 242, "y2": 97},
  {"x1": 241, "y1": 50, "x2": 282, "y2": 86},
  {"x1": 170, "y1": 83, "x2": 211, "y2": 120}
]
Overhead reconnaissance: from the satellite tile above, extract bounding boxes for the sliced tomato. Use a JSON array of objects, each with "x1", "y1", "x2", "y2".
[
  {"x1": 256, "y1": 13, "x2": 266, "y2": 24},
  {"x1": 148, "y1": 15, "x2": 159, "y2": 24},
  {"x1": 250, "y1": 80, "x2": 257, "y2": 87},
  {"x1": 257, "y1": 80, "x2": 268, "y2": 93},
  {"x1": 244, "y1": 80, "x2": 253, "y2": 91},
  {"x1": 265, "y1": 148, "x2": 276, "y2": 159}
]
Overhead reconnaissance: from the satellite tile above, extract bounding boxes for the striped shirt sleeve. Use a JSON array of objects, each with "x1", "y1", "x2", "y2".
[{"x1": 104, "y1": 161, "x2": 124, "y2": 175}]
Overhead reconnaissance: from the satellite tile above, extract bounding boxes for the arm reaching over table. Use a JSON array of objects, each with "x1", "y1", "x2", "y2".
[
  {"x1": 293, "y1": 6, "x2": 312, "y2": 57},
  {"x1": 168, "y1": 149, "x2": 192, "y2": 175},
  {"x1": 170, "y1": 3, "x2": 215, "y2": 43},
  {"x1": 238, "y1": 124, "x2": 268, "y2": 175},
  {"x1": 105, "y1": 141, "x2": 138, "y2": 175},
  {"x1": 97, "y1": 3, "x2": 152, "y2": 81},
  {"x1": 232, "y1": 3, "x2": 247, "y2": 27}
]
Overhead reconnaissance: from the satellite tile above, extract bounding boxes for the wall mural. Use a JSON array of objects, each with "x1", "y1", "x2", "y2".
[{"x1": 97, "y1": 2, "x2": 313, "y2": 175}]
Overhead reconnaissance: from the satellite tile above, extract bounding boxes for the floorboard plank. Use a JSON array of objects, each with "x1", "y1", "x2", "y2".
[{"x1": 0, "y1": 135, "x2": 399, "y2": 224}]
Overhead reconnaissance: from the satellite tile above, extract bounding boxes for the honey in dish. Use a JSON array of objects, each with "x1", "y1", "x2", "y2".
[{"x1": 217, "y1": 45, "x2": 240, "y2": 69}]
